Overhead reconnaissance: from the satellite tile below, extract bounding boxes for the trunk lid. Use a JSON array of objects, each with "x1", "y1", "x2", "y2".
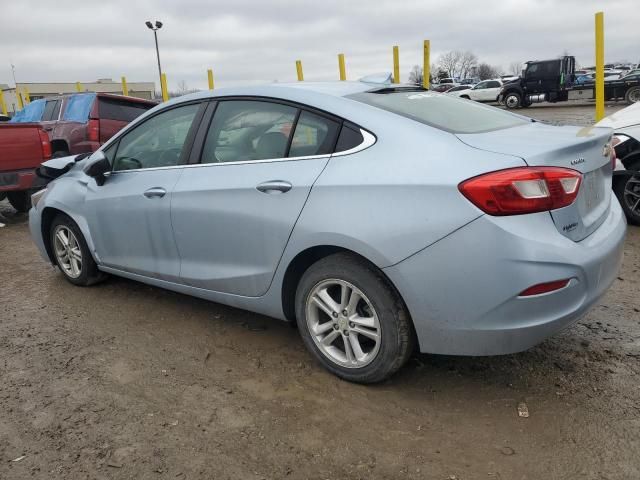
[{"x1": 457, "y1": 122, "x2": 613, "y2": 241}]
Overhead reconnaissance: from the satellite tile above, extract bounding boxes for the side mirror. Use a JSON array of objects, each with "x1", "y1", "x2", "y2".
[{"x1": 84, "y1": 151, "x2": 111, "y2": 186}]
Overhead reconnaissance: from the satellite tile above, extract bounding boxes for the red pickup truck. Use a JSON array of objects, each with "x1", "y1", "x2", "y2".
[{"x1": 0, "y1": 93, "x2": 156, "y2": 211}]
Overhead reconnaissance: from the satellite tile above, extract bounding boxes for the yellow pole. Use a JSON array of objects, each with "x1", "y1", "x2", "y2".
[
  {"x1": 207, "y1": 69, "x2": 215, "y2": 90},
  {"x1": 338, "y1": 53, "x2": 346, "y2": 81},
  {"x1": 393, "y1": 46, "x2": 400, "y2": 83},
  {"x1": 161, "y1": 73, "x2": 169, "y2": 102},
  {"x1": 595, "y1": 12, "x2": 605, "y2": 121},
  {"x1": 121, "y1": 76, "x2": 129, "y2": 96},
  {"x1": 423, "y1": 40, "x2": 430, "y2": 89},
  {"x1": 75, "y1": 81, "x2": 83, "y2": 92},
  {"x1": 295, "y1": 60, "x2": 304, "y2": 81},
  {"x1": 0, "y1": 89, "x2": 7, "y2": 116},
  {"x1": 23, "y1": 87, "x2": 30, "y2": 104},
  {"x1": 16, "y1": 89, "x2": 24, "y2": 110}
]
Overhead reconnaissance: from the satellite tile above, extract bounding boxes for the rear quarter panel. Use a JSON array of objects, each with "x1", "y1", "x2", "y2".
[{"x1": 281, "y1": 114, "x2": 527, "y2": 269}]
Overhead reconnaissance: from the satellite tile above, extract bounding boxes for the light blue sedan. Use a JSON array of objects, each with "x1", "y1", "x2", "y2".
[{"x1": 29, "y1": 81, "x2": 626, "y2": 383}]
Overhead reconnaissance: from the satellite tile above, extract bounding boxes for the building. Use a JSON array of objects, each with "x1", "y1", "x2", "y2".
[{"x1": 1, "y1": 79, "x2": 156, "y2": 115}]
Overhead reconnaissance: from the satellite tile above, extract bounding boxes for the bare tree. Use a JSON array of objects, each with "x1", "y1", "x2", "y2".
[
  {"x1": 477, "y1": 63, "x2": 500, "y2": 80},
  {"x1": 408, "y1": 65, "x2": 423, "y2": 85},
  {"x1": 437, "y1": 50, "x2": 463, "y2": 78},
  {"x1": 177, "y1": 80, "x2": 189, "y2": 94},
  {"x1": 509, "y1": 61, "x2": 523, "y2": 76},
  {"x1": 459, "y1": 51, "x2": 478, "y2": 79}
]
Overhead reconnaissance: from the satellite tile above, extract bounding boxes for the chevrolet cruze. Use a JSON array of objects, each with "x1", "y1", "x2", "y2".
[{"x1": 29, "y1": 81, "x2": 626, "y2": 383}]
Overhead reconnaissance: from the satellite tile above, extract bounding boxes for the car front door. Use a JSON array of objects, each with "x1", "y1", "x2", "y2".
[
  {"x1": 171, "y1": 99, "x2": 341, "y2": 297},
  {"x1": 469, "y1": 81, "x2": 488, "y2": 101},
  {"x1": 84, "y1": 102, "x2": 203, "y2": 281}
]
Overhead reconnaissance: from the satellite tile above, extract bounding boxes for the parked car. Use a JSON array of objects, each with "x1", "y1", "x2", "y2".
[
  {"x1": 445, "y1": 85, "x2": 473, "y2": 94},
  {"x1": 0, "y1": 124, "x2": 51, "y2": 211},
  {"x1": 431, "y1": 83, "x2": 456, "y2": 93},
  {"x1": 30, "y1": 82, "x2": 625, "y2": 383},
  {"x1": 596, "y1": 101, "x2": 640, "y2": 224},
  {"x1": 1, "y1": 93, "x2": 155, "y2": 211},
  {"x1": 451, "y1": 79, "x2": 503, "y2": 102}
]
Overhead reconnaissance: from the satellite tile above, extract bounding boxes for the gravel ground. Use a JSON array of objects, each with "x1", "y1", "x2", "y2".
[{"x1": 1, "y1": 103, "x2": 639, "y2": 480}]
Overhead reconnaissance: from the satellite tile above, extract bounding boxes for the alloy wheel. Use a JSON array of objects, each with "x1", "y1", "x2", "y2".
[
  {"x1": 305, "y1": 279, "x2": 381, "y2": 368},
  {"x1": 623, "y1": 173, "x2": 640, "y2": 217},
  {"x1": 53, "y1": 225, "x2": 83, "y2": 279}
]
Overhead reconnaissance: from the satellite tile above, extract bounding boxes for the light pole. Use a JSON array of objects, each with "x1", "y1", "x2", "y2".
[{"x1": 145, "y1": 20, "x2": 163, "y2": 95}]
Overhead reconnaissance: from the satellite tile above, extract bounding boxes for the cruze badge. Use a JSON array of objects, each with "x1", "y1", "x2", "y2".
[{"x1": 571, "y1": 157, "x2": 585, "y2": 166}]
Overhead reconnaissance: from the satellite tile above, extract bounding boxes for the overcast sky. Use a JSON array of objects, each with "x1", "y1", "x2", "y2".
[{"x1": 1, "y1": 0, "x2": 637, "y2": 92}]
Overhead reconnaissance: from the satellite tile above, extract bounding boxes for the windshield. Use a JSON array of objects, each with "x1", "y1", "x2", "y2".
[{"x1": 347, "y1": 90, "x2": 529, "y2": 134}]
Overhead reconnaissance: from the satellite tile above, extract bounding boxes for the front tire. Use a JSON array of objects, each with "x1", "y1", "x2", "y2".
[
  {"x1": 504, "y1": 92, "x2": 522, "y2": 109},
  {"x1": 7, "y1": 191, "x2": 31, "y2": 213},
  {"x1": 614, "y1": 161, "x2": 640, "y2": 225},
  {"x1": 295, "y1": 253, "x2": 414, "y2": 383},
  {"x1": 50, "y1": 214, "x2": 106, "y2": 286}
]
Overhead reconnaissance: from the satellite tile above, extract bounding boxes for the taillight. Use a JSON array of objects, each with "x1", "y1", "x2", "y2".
[
  {"x1": 88, "y1": 119, "x2": 100, "y2": 144},
  {"x1": 38, "y1": 129, "x2": 52, "y2": 160},
  {"x1": 459, "y1": 167, "x2": 582, "y2": 216}
]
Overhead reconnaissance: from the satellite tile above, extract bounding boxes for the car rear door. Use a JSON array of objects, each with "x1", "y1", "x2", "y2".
[
  {"x1": 171, "y1": 99, "x2": 341, "y2": 297},
  {"x1": 84, "y1": 101, "x2": 204, "y2": 281}
]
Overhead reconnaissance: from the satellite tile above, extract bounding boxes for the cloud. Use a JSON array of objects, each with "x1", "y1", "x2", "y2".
[{"x1": 1, "y1": 0, "x2": 636, "y2": 91}]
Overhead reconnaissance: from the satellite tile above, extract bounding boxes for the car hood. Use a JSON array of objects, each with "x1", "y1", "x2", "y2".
[
  {"x1": 595, "y1": 101, "x2": 640, "y2": 129},
  {"x1": 38, "y1": 153, "x2": 90, "y2": 180}
]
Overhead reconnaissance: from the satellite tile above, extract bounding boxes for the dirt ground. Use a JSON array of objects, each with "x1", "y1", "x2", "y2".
[{"x1": 1, "y1": 104, "x2": 639, "y2": 480}]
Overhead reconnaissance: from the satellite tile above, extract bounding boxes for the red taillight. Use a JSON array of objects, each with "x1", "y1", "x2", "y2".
[
  {"x1": 38, "y1": 129, "x2": 52, "y2": 160},
  {"x1": 519, "y1": 279, "x2": 570, "y2": 297},
  {"x1": 459, "y1": 167, "x2": 582, "y2": 216},
  {"x1": 88, "y1": 119, "x2": 100, "y2": 144}
]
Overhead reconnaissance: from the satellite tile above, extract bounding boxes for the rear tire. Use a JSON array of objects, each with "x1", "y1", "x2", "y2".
[
  {"x1": 49, "y1": 214, "x2": 107, "y2": 286},
  {"x1": 460, "y1": 95, "x2": 470, "y2": 100},
  {"x1": 7, "y1": 191, "x2": 31, "y2": 213},
  {"x1": 51, "y1": 150, "x2": 70, "y2": 158},
  {"x1": 625, "y1": 87, "x2": 640, "y2": 105},
  {"x1": 295, "y1": 252, "x2": 414, "y2": 383}
]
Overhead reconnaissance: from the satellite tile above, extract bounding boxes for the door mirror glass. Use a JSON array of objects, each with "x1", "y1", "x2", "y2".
[{"x1": 84, "y1": 151, "x2": 111, "y2": 186}]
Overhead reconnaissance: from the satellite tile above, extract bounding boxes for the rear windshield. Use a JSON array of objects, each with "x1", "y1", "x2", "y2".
[
  {"x1": 347, "y1": 90, "x2": 528, "y2": 134},
  {"x1": 9, "y1": 99, "x2": 46, "y2": 123},
  {"x1": 99, "y1": 98, "x2": 153, "y2": 122}
]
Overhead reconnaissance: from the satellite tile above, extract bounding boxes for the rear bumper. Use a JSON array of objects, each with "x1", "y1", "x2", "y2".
[
  {"x1": 383, "y1": 197, "x2": 626, "y2": 355},
  {"x1": 0, "y1": 168, "x2": 46, "y2": 192}
]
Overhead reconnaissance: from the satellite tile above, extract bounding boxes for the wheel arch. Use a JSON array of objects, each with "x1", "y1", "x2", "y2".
[
  {"x1": 50, "y1": 139, "x2": 70, "y2": 155},
  {"x1": 40, "y1": 206, "x2": 98, "y2": 266},
  {"x1": 280, "y1": 245, "x2": 414, "y2": 334}
]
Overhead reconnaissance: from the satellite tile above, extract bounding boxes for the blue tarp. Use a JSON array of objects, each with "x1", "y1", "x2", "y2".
[
  {"x1": 62, "y1": 93, "x2": 96, "y2": 123},
  {"x1": 9, "y1": 99, "x2": 46, "y2": 123}
]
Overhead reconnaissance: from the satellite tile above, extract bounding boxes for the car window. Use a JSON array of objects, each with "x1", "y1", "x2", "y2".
[
  {"x1": 112, "y1": 103, "x2": 199, "y2": 171},
  {"x1": 474, "y1": 82, "x2": 487, "y2": 89},
  {"x1": 201, "y1": 100, "x2": 297, "y2": 164},
  {"x1": 9, "y1": 99, "x2": 46, "y2": 123},
  {"x1": 347, "y1": 91, "x2": 529, "y2": 134},
  {"x1": 42, "y1": 99, "x2": 60, "y2": 121},
  {"x1": 99, "y1": 97, "x2": 154, "y2": 122},
  {"x1": 335, "y1": 124, "x2": 365, "y2": 152},
  {"x1": 486, "y1": 81, "x2": 501, "y2": 88},
  {"x1": 288, "y1": 111, "x2": 340, "y2": 157}
]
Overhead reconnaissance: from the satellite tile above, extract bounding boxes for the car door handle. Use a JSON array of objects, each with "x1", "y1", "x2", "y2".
[
  {"x1": 43, "y1": 126, "x2": 53, "y2": 131},
  {"x1": 256, "y1": 180, "x2": 292, "y2": 194},
  {"x1": 143, "y1": 187, "x2": 167, "y2": 198}
]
